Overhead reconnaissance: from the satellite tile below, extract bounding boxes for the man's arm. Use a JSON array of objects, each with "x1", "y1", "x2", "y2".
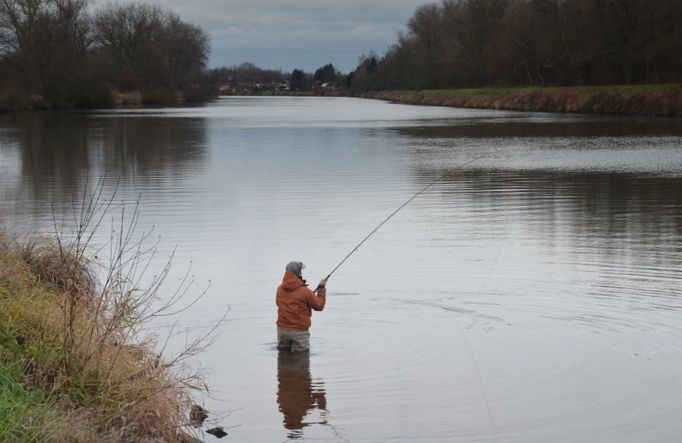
[{"x1": 307, "y1": 278, "x2": 327, "y2": 311}]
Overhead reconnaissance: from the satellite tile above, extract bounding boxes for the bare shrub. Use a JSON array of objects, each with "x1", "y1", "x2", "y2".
[{"x1": 1, "y1": 177, "x2": 224, "y2": 441}]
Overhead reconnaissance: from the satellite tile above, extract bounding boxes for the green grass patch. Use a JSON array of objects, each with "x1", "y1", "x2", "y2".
[
  {"x1": 595, "y1": 83, "x2": 682, "y2": 94},
  {"x1": 0, "y1": 366, "x2": 56, "y2": 443},
  {"x1": 419, "y1": 86, "x2": 559, "y2": 97},
  {"x1": 406, "y1": 83, "x2": 682, "y2": 98}
]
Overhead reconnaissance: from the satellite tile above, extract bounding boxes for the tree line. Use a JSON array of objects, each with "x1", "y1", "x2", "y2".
[
  {"x1": 350, "y1": 0, "x2": 682, "y2": 92},
  {"x1": 0, "y1": 0, "x2": 210, "y2": 108},
  {"x1": 208, "y1": 62, "x2": 347, "y2": 93},
  {"x1": 5, "y1": 0, "x2": 677, "y2": 108}
]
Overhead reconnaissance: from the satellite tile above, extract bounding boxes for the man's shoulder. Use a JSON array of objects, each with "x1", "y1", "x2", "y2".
[
  {"x1": 276, "y1": 285, "x2": 311, "y2": 295},
  {"x1": 292, "y1": 285, "x2": 314, "y2": 297}
]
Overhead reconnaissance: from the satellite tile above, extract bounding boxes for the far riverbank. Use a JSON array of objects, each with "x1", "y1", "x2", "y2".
[
  {"x1": 0, "y1": 88, "x2": 218, "y2": 112},
  {"x1": 361, "y1": 84, "x2": 682, "y2": 117}
]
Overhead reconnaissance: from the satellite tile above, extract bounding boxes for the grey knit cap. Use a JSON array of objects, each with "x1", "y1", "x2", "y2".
[{"x1": 285, "y1": 261, "x2": 305, "y2": 276}]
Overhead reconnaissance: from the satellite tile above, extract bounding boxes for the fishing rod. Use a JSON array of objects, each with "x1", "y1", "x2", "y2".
[{"x1": 319, "y1": 155, "x2": 485, "y2": 286}]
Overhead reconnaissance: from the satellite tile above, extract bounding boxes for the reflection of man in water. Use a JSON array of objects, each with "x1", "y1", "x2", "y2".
[
  {"x1": 277, "y1": 350, "x2": 327, "y2": 435},
  {"x1": 276, "y1": 261, "x2": 327, "y2": 352}
]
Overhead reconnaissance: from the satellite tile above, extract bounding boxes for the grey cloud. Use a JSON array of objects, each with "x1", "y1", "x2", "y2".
[{"x1": 92, "y1": 0, "x2": 426, "y2": 71}]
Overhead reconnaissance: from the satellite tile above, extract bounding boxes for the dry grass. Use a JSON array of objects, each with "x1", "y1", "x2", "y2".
[
  {"x1": 0, "y1": 88, "x2": 41, "y2": 110},
  {"x1": 364, "y1": 84, "x2": 682, "y2": 116},
  {"x1": 0, "y1": 181, "x2": 219, "y2": 442},
  {"x1": 112, "y1": 91, "x2": 143, "y2": 106}
]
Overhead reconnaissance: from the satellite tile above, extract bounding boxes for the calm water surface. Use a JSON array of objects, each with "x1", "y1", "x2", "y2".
[{"x1": 1, "y1": 97, "x2": 682, "y2": 442}]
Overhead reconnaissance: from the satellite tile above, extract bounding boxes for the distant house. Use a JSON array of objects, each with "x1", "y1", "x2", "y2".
[
  {"x1": 218, "y1": 83, "x2": 234, "y2": 94},
  {"x1": 217, "y1": 77, "x2": 289, "y2": 95},
  {"x1": 313, "y1": 81, "x2": 334, "y2": 92}
]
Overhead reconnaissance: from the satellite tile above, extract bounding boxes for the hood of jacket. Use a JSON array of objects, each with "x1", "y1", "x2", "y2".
[{"x1": 281, "y1": 271, "x2": 306, "y2": 291}]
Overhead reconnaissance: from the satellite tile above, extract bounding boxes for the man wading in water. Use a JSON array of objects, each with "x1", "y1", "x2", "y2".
[{"x1": 276, "y1": 261, "x2": 327, "y2": 352}]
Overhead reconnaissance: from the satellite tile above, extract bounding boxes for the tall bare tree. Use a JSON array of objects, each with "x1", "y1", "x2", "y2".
[
  {"x1": 92, "y1": 3, "x2": 209, "y2": 98},
  {"x1": 0, "y1": 0, "x2": 89, "y2": 104}
]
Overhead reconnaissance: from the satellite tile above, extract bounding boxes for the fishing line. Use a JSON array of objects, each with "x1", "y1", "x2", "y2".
[
  {"x1": 450, "y1": 311, "x2": 500, "y2": 443},
  {"x1": 319, "y1": 152, "x2": 499, "y2": 441},
  {"x1": 471, "y1": 187, "x2": 510, "y2": 301},
  {"x1": 455, "y1": 172, "x2": 511, "y2": 442},
  {"x1": 322, "y1": 154, "x2": 486, "y2": 282}
]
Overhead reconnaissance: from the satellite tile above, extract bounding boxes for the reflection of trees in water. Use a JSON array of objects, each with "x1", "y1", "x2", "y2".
[
  {"x1": 413, "y1": 168, "x2": 682, "y2": 259},
  {"x1": 0, "y1": 111, "x2": 206, "y2": 205},
  {"x1": 399, "y1": 118, "x2": 682, "y2": 139},
  {"x1": 92, "y1": 115, "x2": 206, "y2": 178},
  {"x1": 277, "y1": 350, "x2": 327, "y2": 440},
  {"x1": 1, "y1": 112, "x2": 90, "y2": 203}
]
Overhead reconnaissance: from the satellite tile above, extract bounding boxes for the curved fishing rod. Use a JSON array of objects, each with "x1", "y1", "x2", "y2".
[{"x1": 321, "y1": 155, "x2": 485, "y2": 284}]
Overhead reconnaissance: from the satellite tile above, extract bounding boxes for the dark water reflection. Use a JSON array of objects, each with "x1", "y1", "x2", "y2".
[
  {"x1": 427, "y1": 169, "x2": 682, "y2": 242},
  {"x1": 2, "y1": 98, "x2": 682, "y2": 442},
  {"x1": 0, "y1": 111, "x2": 205, "y2": 209},
  {"x1": 401, "y1": 116, "x2": 682, "y2": 138},
  {"x1": 277, "y1": 351, "x2": 328, "y2": 439}
]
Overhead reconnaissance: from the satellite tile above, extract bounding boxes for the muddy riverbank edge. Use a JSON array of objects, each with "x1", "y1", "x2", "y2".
[{"x1": 360, "y1": 85, "x2": 682, "y2": 117}]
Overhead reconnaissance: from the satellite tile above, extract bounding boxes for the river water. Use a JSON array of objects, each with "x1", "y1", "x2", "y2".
[{"x1": 1, "y1": 97, "x2": 682, "y2": 442}]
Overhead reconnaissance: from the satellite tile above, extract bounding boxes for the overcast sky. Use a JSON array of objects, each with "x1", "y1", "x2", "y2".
[{"x1": 94, "y1": 0, "x2": 427, "y2": 73}]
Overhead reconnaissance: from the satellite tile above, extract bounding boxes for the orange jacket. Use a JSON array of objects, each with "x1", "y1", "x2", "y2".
[{"x1": 276, "y1": 271, "x2": 326, "y2": 331}]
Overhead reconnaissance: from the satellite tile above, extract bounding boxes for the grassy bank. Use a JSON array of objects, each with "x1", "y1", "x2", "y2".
[
  {"x1": 0, "y1": 365, "x2": 57, "y2": 442},
  {"x1": 0, "y1": 88, "x2": 217, "y2": 111},
  {"x1": 0, "y1": 225, "x2": 210, "y2": 441},
  {"x1": 221, "y1": 90, "x2": 348, "y2": 98},
  {"x1": 362, "y1": 84, "x2": 682, "y2": 116}
]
